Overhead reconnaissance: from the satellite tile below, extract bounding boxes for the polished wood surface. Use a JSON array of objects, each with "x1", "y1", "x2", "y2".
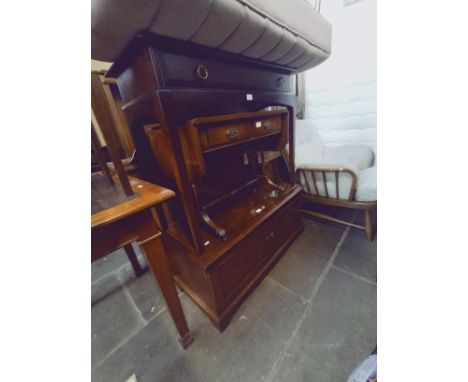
[
  {"x1": 92, "y1": 70, "x2": 135, "y2": 157},
  {"x1": 91, "y1": 175, "x2": 193, "y2": 348},
  {"x1": 297, "y1": 166, "x2": 358, "y2": 201},
  {"x1": 91, "y1": 71, "x2": 133, "y2": 196},
  {"x1": 91, "y1": 177, "x2": 174, "y2": 228},
  {"x1": 107, "y1": 34, "x2": 303, "y2": 331}
]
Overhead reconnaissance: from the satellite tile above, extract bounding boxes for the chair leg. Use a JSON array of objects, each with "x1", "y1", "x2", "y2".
[
  {"x1": 364, "y1": 209, "x2": 374, "y2": 241},
  {"x1": 124, "y1": 244, "x2": 144, "y2": 277}
]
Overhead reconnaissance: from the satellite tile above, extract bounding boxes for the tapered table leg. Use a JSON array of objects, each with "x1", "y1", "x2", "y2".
[
  {"x1": 123, "y1": 244, "x2": 144, "y2": 277},
  {"x1": 139, "y1": 232, "x2": 194, "y2": 349}
]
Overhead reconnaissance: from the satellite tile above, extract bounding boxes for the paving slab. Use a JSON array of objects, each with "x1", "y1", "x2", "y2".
[
  {"x1": 268, "y1": 219, "x2": 345, "y2": 300},
  {"x1": 334, "y1": 228, "x2": 377, "y2": 283},
  {"x1": 92, "y1": 277, "x2": 306, "y2": 382},
  {"x1": 271, "y1": 268, "x2": 377, "y2": 382},
  {"x1": 91, "y1": 276, "x2": 146, "y2": 368}
]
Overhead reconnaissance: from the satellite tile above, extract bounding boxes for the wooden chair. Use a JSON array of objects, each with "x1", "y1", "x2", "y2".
[
  {"x1": 91, "y1": 71, "x2": 144, "y2": 275},
  {"x1": 295, "y1": 166, "x2": 376, "y2": 240},
  {"x1": 293, "y1": 120, "x2": 377, "y2": 240}
]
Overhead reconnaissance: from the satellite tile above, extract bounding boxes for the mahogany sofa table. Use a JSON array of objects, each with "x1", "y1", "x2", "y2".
[{"x1": 91, "y1": 175, "x2": 194, "y2": 348}]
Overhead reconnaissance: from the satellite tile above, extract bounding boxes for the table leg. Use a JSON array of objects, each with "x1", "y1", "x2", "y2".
[
  {"x1": 123, "y1": 244, "x2": 144, "y2": 277},
  {"x1": 139, "y1": 232, "x2": 194, "y2": 349}
]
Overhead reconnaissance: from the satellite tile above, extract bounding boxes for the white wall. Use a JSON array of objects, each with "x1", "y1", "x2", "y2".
[
  {"x1": 303, "y1": 0, "x2": 376, "y2": 152},
  {"x1": 306, "y1": 0, "x2": 376, "y2": 88}
]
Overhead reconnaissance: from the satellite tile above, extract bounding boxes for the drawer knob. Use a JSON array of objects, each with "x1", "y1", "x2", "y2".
[
  {"x1": 266, "y1": 232, "x2": 275, "y2": 241},
  {"x1": 195, "y1": 64, "x2": 209, "y2": 80},
  {"x1": 264, "y1": 122, "x2": 273, "y2": 131},
  {"x1": 226, "y1": 127, "x2": 240, "y2": 139},
  {"x1": 275, "y1": 77, "x2": 284, "y2": 87}
]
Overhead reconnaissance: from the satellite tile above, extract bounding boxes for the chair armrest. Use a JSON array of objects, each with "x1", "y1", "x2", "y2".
[
  {"x1": 295, "y1": 165, "x2": 358, "y2": 201},
  {"x1": 296, "y1": 164, "x2": 358, "y2": 176}
]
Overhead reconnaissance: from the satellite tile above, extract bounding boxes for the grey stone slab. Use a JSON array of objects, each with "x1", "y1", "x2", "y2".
[
  {"x1": 92, "y1": 248, "x2": 128, "y2": 282},
  {"x1": 268, "y1": 219, "x2": 345, "y2": 300},
  {"x1": 117, "y1": 258, "x2": 148, "y2": 286},
  {"x1": 124, "y1": 271, "x2": 169, "y2": 321},
  {"x1": 92, "y1": 272, "x2": 124, "y2": 306},
  {"x1": 92, "y1": 280, "x2": 146, "y2": 369},
  {"x1": 334, "y1": 227, "x2": 377, "y2": 283},
  {"x1": 92, "y1": 243, "x2": 148, "y2": 283},
  {"x1": 92, "y1": 277, "x2": 307, "y2": 382},
  {"x1": 271, "y1": 268, "x2": 376, "y2": 382},
  {"x1": 92, "y1": 307, "x2": 185, "y2": 382}
]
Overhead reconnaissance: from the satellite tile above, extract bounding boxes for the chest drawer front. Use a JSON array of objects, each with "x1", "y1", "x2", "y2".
[
  {"x1": 262, "y1": 208, "x2": 301, "y2": 255},
  {"x1": 159, "y1": 52, "x2": 292, "y2": 92},
  {"x1": 208, "y1": 203, "x2": 301, "y2": 310},
  {"x1": 209, "y1": 231, "x2": 265, "y2": 308}
]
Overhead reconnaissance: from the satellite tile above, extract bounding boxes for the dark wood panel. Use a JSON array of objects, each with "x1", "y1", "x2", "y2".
[
  {"x1": 209, "y1": 230, "x2": 264, "y2": 308},
  {"x1": 159, "y1": 51, "x2": 292, "y2": 92}
]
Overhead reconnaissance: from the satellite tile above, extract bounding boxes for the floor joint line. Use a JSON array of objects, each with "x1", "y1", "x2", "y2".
[
  {"x1": 265, "y1": 224, "x2": 352, "y2": 382},
  {"x1": 266, "y1": 276, "x2": 308, "y2": 304},
  {"x1": 331, "y1": 265, "x2": 377, "y2": 286}
]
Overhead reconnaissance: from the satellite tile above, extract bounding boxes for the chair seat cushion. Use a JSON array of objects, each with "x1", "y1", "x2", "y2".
[
  {"x1": 91, "y1": 0, "x2": 331, "y2": 72},
  {"x1": 356, "y1": 166, "x2": 377, "y2": 202}
]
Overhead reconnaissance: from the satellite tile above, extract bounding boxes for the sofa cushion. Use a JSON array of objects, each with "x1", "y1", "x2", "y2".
[
  {"x1": 356, "y1": 166, "x2": 377, "y2": 202},
  {"x1": 91, "y1": 0, "x2": 331, "y2": 72}
]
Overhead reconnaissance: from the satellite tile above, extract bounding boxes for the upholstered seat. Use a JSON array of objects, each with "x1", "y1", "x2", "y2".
[
  {"x1": 295, "y1": 119, "x2": 376, "y2": 202},
  {"x1": 91, "y1": 0, "x2": 332, "y2": 72},
  {"x1": 294, "y1": 119, "x2": 377, "y2": 240}
]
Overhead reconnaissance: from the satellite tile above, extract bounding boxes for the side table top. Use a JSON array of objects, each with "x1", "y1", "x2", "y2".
[{"x1": 91, "y1": 176, "x2": 175, "y2": 229}]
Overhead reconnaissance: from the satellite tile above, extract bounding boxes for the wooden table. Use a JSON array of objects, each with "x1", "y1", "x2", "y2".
[{"x1": 91, "y1": 175, "x2": 194, "y2": 348}]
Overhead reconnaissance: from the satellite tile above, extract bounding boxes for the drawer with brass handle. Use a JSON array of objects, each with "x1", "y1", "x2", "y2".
[
  {"x1": 252, "y1": 116, "x2": 282, "y2": 137},
  {"x1": 203, "y1": 123, "x2": 251, "y2": 149},
  {"x1": 226, "y1": 127, "x2": 240, "y2": 139},
  {"x1": 190, "y1": 110, "x2": 288, "y2": 152}
]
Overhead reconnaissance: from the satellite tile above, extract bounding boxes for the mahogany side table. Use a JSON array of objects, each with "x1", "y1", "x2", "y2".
[{"x1": 91, "y1": 175, "x2": 194, "y2": 348}]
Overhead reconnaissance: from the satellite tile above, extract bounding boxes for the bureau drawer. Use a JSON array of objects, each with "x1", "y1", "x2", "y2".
[
  {"x1": 199, "y1": 114, "x2": 285, "y2": 151},
  {"x1": 204, "y1": 122, "x2": 251, "y2": 148},
  {"x1": 251, "y1": 116, "x2": 282, "y2": 137}
]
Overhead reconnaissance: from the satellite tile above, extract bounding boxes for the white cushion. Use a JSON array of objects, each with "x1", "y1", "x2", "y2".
[
  {"x1": 91, "y1": 0, "x2": 331, "y2": 72},
  {"x1": 295, "y1": 120, "x2": 376, "y2": 201},
  {"x1": 294, "y1": 119, "x2": 324, "y2": 167},
  {"x1": 355, "y1": 166, "x2": 377, "y2": 202},
  {"x1": 323, "y1": 144, "x2": 374, "y2": 171}
]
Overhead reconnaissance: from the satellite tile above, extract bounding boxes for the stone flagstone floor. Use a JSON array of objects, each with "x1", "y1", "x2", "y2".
[{"x1": 92, "y1": 213, "x2": 376, "y2": 382}]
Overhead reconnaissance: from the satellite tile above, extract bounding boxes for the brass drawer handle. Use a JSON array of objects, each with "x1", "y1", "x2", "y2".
[
  {"x1": 226, "y1": 127, "x2": 240, "y2": 139},
  {"x1": 195, "y1": 64, "x2": 209, "y2": 80},
  {"x1": 264, "y1": 122, "x2": 273, "y2": 131}
]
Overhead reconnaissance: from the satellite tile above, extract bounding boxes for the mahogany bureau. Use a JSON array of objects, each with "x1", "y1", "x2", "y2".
[{"x1": 107, "y1": 34, "x2": 304, "y2": 331}]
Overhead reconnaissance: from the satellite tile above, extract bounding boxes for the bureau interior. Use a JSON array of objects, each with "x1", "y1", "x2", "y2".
[{"x1": 140, "y1": 109, "x2": 292, "y2": 244}]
